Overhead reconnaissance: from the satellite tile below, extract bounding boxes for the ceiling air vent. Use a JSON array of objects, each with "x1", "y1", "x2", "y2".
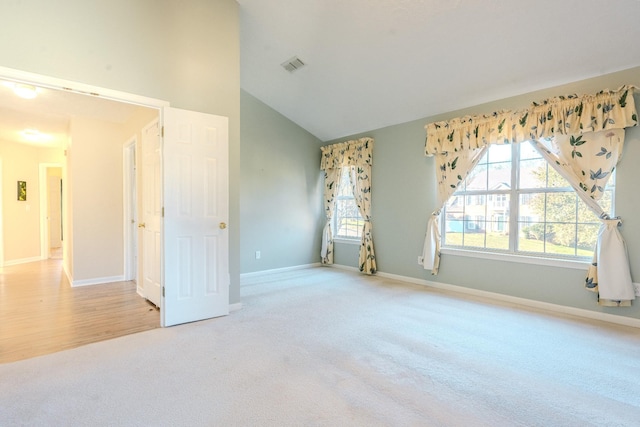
[{"x1": 281, "y1": 56, "x2": 306, "y2": 73}]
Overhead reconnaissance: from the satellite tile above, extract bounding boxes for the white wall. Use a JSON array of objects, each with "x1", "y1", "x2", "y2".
[{"x1": 68, "y1": 117, "x2": 126, "y2": 282}]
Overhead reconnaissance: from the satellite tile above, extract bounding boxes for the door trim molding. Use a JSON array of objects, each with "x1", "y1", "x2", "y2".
[
  {"x1": 123, "y1": 137, "x2": 138, "y2": 281},
  {"x1": 0, "y1": 66, "x2": 170, "y2": 109}
]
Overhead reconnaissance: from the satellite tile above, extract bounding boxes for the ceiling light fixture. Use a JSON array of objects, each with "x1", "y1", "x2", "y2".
[
  {"x1": 20, "y1": 128, "x2": 52, "y2": 143},
  {"x1": 13, "y1": 83, "x2": 39, "y2": 99},
  {"x1": 2, "y1": 81, "x2": 39, "y2": 99}
]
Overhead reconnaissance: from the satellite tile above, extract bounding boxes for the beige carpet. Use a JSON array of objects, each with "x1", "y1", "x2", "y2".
[{"x1": 1, "y1": 267, "x2": 640, "y2": 426}]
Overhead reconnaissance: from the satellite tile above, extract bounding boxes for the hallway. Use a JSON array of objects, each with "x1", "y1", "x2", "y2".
[{"x1": 0, "y1": 258, "x2": 159, "y2": 363}]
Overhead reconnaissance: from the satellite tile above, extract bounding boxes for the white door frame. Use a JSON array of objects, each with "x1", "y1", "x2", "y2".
[
  {"x1": 39, "y1": 163, "x2": 63, "y2": 260},
  {"x1": 123, "y1": 137, "x2": 138, "y2": 282}
]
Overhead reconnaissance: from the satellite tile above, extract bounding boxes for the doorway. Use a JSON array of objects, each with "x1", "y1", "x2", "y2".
[
  {"x1": 39, "y1": 163, "x2": 63, "y2": 260},
  {"x1": 0, "y1": 67, "x2": 230, "y2": 330}
]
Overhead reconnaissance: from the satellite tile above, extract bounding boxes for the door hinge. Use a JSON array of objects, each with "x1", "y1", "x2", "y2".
[
  {"x1": 162, "y1": 207, "x2": 165, "y2": 217},
  {"x1": 161, "y1": 126, "x2": 164, "y2": 137},
  {"x1": 162, "y1": 287, "x2": 165, "y2": 297}
]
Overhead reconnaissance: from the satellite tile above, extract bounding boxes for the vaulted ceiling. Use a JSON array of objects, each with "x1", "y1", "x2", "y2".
[
  {"x1": 239, "y1": 0, "x2": 640, "y2": 141},
  {"x1": 2, "y1": 1, "x2": 640, "y2": 148}
]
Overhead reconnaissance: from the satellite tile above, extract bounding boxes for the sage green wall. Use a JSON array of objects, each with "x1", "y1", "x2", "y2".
[
  {"x1": 0, "y1": 0, "x2": 241, "y2": 303},
  {"x1": 240, "y1": 90, "x2": 324, "y2": 274},
  {"x1": 329, "y1": 66, "x2": 640, "y2": 321}
]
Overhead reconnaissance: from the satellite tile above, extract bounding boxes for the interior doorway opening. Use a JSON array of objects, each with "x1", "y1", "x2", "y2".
[
  {"x1": 39, "y1": 163, "x2": 63, "y2": 260},
  {"x1": 0, "y1": 66, "x2": 165, "y2": 337}
]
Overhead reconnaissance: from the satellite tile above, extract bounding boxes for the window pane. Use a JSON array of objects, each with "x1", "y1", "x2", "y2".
[
  {"x1": 600, "y1": 189, "x2": 614, "y2": 215},
  {"x1": 335, "y1": 198, "x2": 363, "y2": 238},
  {"x1": 334, "y1": 167, "x2": 363, "y2": 239},
  {"x1": 519, "y1": 158, "x2": 547, "y2": 189},
  {"x1": 444, "y1": 216, "x2": 464, "y2": 246},
  {"x1": 547, "y1": 166, "x2": 567, "y2": 188},
  {"x1": 545, "y1": 223, "x2": 577, "y2": 256},
  {"x1": 518, "y1": 222, "x2": 545, "y2": 253},
  {"x1": 520, "y1": 141, "x2": 542, "y2": 160},
  {"x1": 518, "y1": 193, "x2": 542, "y2": 228},
  {"x1": 487, "y1": 162, "x2": 511, "y2": 190},
  {"x1": 577, "y1": 202, "x2": 600, "y2": 224},
  {"x1": 487, "y1": 144, "x2": 511, "y2": 162},
  {"x1": 465, "y1": 164, "x2": 487, "y2": 190},
  {"x1": 461, "y1": 229, "x2": 486, "y2": 249},
  {"x1": 577, "y1": 224, "x2": 600, "y2": 254},
  {"x1": 487, "y1": 190, "x2": 510, "y2": 248},
  {"x1": 446, "y1": 195, "x2": 462, "y2": 209},
  {"x1": 337, "y1": 169, "x2": 352, "y2": 196},
  {"x1": 485, "y1": 228, "x2": 509, "y2": 250},
  {"x1": 545, "y1": 192, "x2": 576, "y2": 223}
]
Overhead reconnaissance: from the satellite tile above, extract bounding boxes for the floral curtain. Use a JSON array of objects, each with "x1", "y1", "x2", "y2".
[
  {"x1": 530, "y1": 130, "x2": 635, "y2": 306},
  {"x1": 349, "y1": 165, "x2": 377, "y2": 274},
  {"x1": 421, "y1": 146, "x2": 488, "y2": 274},
  {"x1": 320, "y1": 167, "x2": 342, "y2": 265},
  {"x1": 425, "y1": 86, "x2": 637, "y2": 154},
  {"x1": 422, "y1": 85, "x2": 638, "y2": 305},
  {"x1": 320, "y1": 138, "x2": 376, "y2": 274}
]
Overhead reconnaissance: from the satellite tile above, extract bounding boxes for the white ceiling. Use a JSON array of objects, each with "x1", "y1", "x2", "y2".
[
  {"x1": 239, "y1": 0, "x2": 640, "y2": 142},
  {"x1": 0, "y1": 81, "x2": 146, "y2": 148}
]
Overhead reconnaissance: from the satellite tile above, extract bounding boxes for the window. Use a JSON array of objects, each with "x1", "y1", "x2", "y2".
[
  {"x1": 334, "y1": 167, "x2": 364, "y2": 240},
  {"x1": 442, "y1": 141, "x2": 614, "y2": 259}
]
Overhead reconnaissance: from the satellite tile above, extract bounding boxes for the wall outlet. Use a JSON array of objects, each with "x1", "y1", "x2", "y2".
[
  {"x1": 255, "y1": 250, "x2": 261, "y2": 260},
  {"x1": 418, "y1": 256, "x2": 424, "y2": 266},
  {"x1": 634, "y1": 282, "x2": 640, "y2": 297}
]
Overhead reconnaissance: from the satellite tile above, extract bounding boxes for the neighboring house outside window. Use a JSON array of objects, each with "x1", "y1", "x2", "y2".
[{"x1": 442, "y1": 141, "x2": 614, "y2": 258}]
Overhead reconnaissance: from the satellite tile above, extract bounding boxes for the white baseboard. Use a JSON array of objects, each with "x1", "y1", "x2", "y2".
[
  {"x1": 330, "y1": 264, "x2": 640, "y2": 329},
  {"x1": 72, "y1": 275, "x2": 126, "y2": 287},
  {"x1": 3, "y1": 256, "x2": 43, "y2": 266},
  {"x1": 240, "y1": 263, "x2": 322, "y2": 281},
  {"x1": 229, "y1": 302, "x2": 243, "y2": 312}
]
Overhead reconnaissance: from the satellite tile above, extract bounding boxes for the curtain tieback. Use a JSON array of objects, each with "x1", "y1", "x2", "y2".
[{"x1": 601, "y1": 217, "x2": 622, "y2": 228}]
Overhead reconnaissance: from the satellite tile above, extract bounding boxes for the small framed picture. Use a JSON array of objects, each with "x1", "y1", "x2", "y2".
[{"x1": 17, "y1": 181, "x2": 27, "y2": 201}]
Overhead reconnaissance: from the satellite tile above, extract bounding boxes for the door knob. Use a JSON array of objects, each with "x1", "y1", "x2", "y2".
[
  {"x1": 219, "y1": 222, "x2": 227, "y2": 229},
  {"x1": 138, "y1": 222, "x2": 146, "y2": 228}
]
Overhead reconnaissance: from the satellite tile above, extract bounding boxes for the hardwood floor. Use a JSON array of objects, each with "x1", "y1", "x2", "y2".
[{"x1": 0, "y1": 257, "x2": 159, "y2": 364}]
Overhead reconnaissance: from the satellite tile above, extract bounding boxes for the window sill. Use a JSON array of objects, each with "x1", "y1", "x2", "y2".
[
  {"x1": 440, "y1": 247, "x2": 591, "y2": 270},
  {"x1": 334, "y1": 238, "x2": 361, "y2": 246}
]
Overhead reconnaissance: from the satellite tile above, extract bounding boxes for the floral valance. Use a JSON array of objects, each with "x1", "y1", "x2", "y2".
[
  {"x1": 321, "y1": 137, "x2": 373, "y2": 170},
  {"x1": 425, "y1": 85, "x2": 638, "y2": 155}
]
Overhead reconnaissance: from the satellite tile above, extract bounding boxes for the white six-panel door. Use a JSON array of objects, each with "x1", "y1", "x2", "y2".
[
  {"x1": 141, "y1": 121, "x2": 163, "y2": 307},
  {"x1": 162, "y1": 107, "x2": 229, "y2": 327}
]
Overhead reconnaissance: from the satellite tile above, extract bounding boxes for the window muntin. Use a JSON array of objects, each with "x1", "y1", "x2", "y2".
[
  {"x1": 442, "y1": 141, "x2": 614, "y2": 259},
  {"x1": 334, "y1": 167, "x2": 364, "y2": 239}
]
